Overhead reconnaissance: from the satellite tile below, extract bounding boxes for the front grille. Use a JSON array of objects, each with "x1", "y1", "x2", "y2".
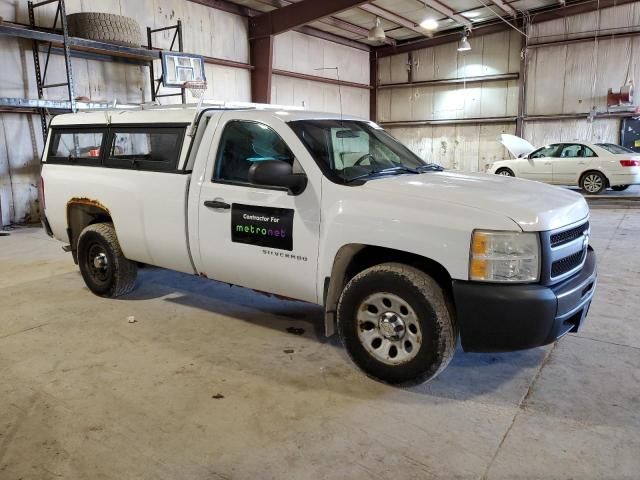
[
  {"x1": 551, "y1": 250, "x2": 586, "y2": 277},
  {"x1": 550, "y1": 221, "x2": 589, "y2": 247}
]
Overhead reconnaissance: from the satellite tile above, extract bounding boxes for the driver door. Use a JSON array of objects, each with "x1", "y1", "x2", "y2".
[
  {"x1": 518, "y1": 144, "x2": 559, "y2": 182},
  {"x1": 196, "y1": 112, "x2": 321, "y2": 303}
]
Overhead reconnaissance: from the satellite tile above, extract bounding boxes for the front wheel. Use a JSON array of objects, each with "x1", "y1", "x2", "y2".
[
  {"x1": 77, "y1": 223, "x2": 138, "y2": 297},
  {"x1": 337, "y1": 263, "x2": 457, "y2": 385},
  {"x1": 495, "y1": 168, "x2": 514, "y2": 177},
  {"x1": 580, "y1": 171, "x2": 607, "y2": 194},
  {"x1": 611, "y1": 185, "x2": 630, "y2": 192}
]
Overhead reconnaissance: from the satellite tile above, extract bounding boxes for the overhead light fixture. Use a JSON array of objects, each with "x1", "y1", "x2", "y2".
[
  {"x1": 461, "y1": 11, "x2": 481, "y2": 18},
  {"x1": 368, "y1": 17, "x2": 386, "y2": 42},
  {"x1": 420, "y1": 17, "x2": 438, "y2": 31},
  {"x1": 458, "y1": 34, "x2": 471, "y2": 52}
]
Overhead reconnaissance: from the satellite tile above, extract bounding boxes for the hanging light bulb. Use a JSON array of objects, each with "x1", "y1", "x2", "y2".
[
  {"x1": 458, "y1": 34, "x2": 471, "y2": 52},
  {"x1": 420, "y1": 17, "x2": 438, "y2": 31},
  {"x1": 368, "y1": 17, "x2": 386, "y2": 42}
]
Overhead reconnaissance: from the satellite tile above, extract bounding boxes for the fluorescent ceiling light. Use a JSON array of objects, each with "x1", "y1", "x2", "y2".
[
  {"x1": 461, "y1": 11, "x2": 481, "y2": 18},
  {"x1": 420, "y1": 17, "x2": 439, "y2": 31},
  {"x1": 458, "y1": 35, "x2": 471, "y2": 52},
  {"x1": 368, "y1": 17, "x2": 386, "y2": 42}
]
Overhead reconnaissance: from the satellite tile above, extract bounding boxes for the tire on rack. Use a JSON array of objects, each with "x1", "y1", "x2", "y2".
[
  {"x1": 580, "y1": 170, "x2": 607, "y2": 194},
  {"x1": 495, "y1": 168, "x2": 515, "y2": 177},
  {"x1": 337, "y1": 263, "x2": 457, "y2": 386},
  {"x1": 77, "y1": 223, "x2": 138, "y2": 298},
  {"x1": 66, "y1": 12, "x2": 142, "y2": 48},
  {"x1": 611, "y1": 185, "x2": 630, "y2": 192}
]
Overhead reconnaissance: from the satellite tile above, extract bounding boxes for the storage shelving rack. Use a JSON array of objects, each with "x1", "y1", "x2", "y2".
[{"x1": 0, "y1": 0, "x2": 186, "y2": 139}]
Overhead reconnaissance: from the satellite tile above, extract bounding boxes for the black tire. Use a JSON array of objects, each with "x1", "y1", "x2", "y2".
[
  {"x1": 580, "y1": 171, "x2": 607, "y2": 194},
  {"x1": 337, "y1": 263, "x2": 457, "y2": 386},
  {"x1": 67, "y1": 13, "x2": 142, "y2": 48},
  {"x1": 77, "y1": 223, "x2": 137, "y2": 297},
  {"x1": 495, "y1": 168, "x2": 515, "y2": 177},
  {"x1": 611, "y1": 185, "x2": 630, "y2": 192}
]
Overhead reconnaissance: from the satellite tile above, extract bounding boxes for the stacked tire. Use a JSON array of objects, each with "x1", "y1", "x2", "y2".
[{"x1": 67, "y1": 12, "x2": 142, "y2": 48}]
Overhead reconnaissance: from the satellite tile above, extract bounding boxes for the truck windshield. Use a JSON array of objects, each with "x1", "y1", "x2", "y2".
[{"x1": 288, "y1": 119, "x2": 441, "y2": 183}]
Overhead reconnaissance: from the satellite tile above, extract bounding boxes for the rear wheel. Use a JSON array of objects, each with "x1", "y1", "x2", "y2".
[
  {"x1": 611, "y1": 185, "x2": 630, "y2": 192},
  {"x1": 496, "y1": 168, "x2": 514, "y2": 177},
  {"x1": 580, "y1": 171, "x2": 607, "y2": 194},
  {"x1": 77, "y1": 223, "x2": 137, "y2": 297},
  {"x1": 337, "y1": 263, "x2": 457, "y2": 385}
]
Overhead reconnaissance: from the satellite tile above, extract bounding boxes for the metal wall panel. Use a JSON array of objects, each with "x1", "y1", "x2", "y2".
[
  {"x1": 379, "y1": 79, "x2": 518, "y2": 122},
  {"x1": 271, "y1": 75, "x2": 369, "y2": 118},
  {"x1": 386, "y1": 122, "x2": 515, "y2": 172},
  {"x1": 523, "y1": 118, "x2": 620, "y2": 147},
  {"x1": 273, "y1": 30, "x2": 369, "y2": 85}
]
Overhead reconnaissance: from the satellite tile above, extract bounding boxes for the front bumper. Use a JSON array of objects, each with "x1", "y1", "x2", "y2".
[{"x1": 452, "y1": 247, "x2": 596, "y2": 352}]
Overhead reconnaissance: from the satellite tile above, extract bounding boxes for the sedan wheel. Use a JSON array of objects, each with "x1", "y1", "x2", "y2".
[{"x1": 580, "y1": 172, "x2": 606, "y2": 194}]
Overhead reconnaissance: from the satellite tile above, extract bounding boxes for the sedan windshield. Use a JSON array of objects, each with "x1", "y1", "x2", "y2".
[
  {"x1": 288, "y1": 119, "x2": 441, "y2": 183},
  {"x1": 595, "y1": 143, "x2": 636, "y2": 154}
]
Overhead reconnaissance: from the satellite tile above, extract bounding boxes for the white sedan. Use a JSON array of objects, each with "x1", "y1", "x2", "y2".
[{"x1": 487, "y1": 134, "x2": 640, "y2": 194}]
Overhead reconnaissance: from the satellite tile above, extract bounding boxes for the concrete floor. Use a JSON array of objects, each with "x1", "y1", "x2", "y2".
[{"x1": 1, "y1": 209, "x2": 639, "y2": 480}]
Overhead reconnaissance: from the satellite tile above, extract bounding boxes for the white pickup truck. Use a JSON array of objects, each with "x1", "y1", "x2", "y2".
[{"x1": 40, "y1": 104, "x2": 597, "y2": 385}]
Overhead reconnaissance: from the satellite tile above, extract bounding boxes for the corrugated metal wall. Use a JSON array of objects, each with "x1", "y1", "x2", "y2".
[
  {"x1": 523, "y1": 3, "x2": 640, "y2": 145},
  {"x1": 383, "y1": 3, "x2": 639, "y2": 175},
  {"x1": 271, "y1": 30, "x2": 370, "y2": 118},
  {"x1": 380, "y1": 30, "x2": 521, "y2": 171}
]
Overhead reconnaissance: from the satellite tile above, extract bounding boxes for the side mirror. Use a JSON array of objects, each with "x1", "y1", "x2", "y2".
[{"x1": 248, "y1": 160, "x2": 308, "y2": 195}]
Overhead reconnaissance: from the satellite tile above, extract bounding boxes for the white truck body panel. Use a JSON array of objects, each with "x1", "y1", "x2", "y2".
[{"x1": 42, "y1": 107, "x2": 591, "y2": 306}]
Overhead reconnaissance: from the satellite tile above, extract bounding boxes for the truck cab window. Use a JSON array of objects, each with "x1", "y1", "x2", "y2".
[{"x1": 214, "y1": 121, "x2": 295, "y2": 184}]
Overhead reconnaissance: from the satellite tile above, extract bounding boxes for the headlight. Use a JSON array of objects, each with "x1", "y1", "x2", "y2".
[{"x1": 469, "y1": 230, "x2": 540, "y2": 282}]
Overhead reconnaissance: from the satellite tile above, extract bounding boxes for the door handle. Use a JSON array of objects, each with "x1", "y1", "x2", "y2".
[{"x1": 204, "y1": 200, "x2": 231, "y2": 209}]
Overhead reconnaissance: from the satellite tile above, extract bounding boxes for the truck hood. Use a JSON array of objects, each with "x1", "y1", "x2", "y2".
[
  {"x1": 363, "y1": 171, "x2": 589, "y2": 232},
  {"x1": 501, "y1": 134, "x2": 535, "y2": 158}
]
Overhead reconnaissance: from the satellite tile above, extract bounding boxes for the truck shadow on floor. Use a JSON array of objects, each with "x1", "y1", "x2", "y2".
[{"x1": 121, "y1": 267, "x2": 547, "y2": 401}]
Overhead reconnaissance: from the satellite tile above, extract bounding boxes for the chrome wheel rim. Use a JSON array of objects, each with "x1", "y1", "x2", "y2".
[
  {"x1": 498, "y1": 170, "x2": 512, "y2": 176},
  {"x1": 356, "y1": 292, "x2": 422, "y2": 365},
  {"x1": 583, "y1": 174, "x2": 603, "y2": 193}
]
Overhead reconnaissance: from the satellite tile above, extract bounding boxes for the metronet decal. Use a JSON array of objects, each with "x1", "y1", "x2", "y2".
[{"x1": 231, "y1": 204, "x2": 294, "y2": 251}]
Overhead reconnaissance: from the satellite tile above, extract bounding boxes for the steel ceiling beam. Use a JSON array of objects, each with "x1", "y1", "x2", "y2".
[
  {"x1": 376, "y1": 0, "x2": 638, "y2": 56},
  {"x1": 249, "y1": 0, "x2": 373, "y2": 38},
  {"x1": 419, "y1": 1, "x2": 472, "y2": 28},
  {"x1": 188, "y1": 0, "x2": 370, "y2": 50},
  {"x1": 359, "y1": 4, "x2": 426, "y2": 35},
  {"x1": 253, "y1": 0, "x2": 395, "y2": 45},
  {"x1": 488, "y1": 0, "x2": 518, "y2": 17}
]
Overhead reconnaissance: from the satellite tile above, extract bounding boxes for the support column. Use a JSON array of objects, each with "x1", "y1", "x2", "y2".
[
  {"x1": 516, "y1": 24, "x2": 528, "y2": 137},
  {"x1": 369, "y1": 50, "x2": 378, "y2": 122},
  {"x1": 250, "y1": 36, "x2": 273, "y2": 104}
]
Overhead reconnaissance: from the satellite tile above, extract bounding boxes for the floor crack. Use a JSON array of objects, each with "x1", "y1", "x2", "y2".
[
  {"x1": 0, "y1": 323, "x2": 48, "y2": 340},
  {"x1": 569, "y1": 333, "x2": 640, "y2": 351},
  {"x1": 481, "y1": 342, "x2": 557, "y2": 480}
]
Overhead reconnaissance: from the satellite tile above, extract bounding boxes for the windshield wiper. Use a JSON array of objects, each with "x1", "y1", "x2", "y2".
[
  {"x1": 415, "y1": 163, "x2": 444, "y2": 172},
  {"x1": 345, "y1": 166, "x2": 418, "y2": 183},
  {"x1": 345, "y1": 163, "x2": 443, "y2": 183}
]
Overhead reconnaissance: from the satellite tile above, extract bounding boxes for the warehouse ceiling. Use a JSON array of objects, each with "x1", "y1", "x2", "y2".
[{"x1": 226, "y1": 0, "x2": 578, "y2": 46}]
